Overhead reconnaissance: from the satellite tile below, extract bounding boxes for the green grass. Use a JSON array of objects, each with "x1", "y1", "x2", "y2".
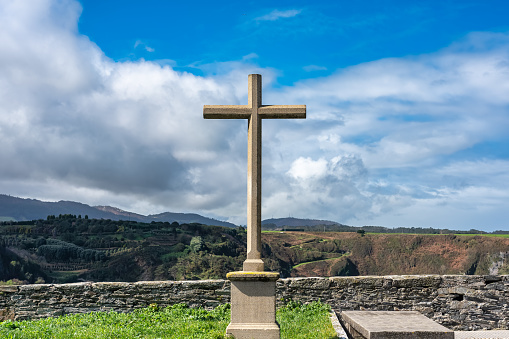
[
  {"x1": 0, "y1": 304, "x2": 230, "y2": 339},
  {"x1": 292, "y1": 255, "x2": 348, "y2": 269},
  {"x1": 0, "y1": 301, "x2": 337, "y2": 339},
  {"x1": 365, "y1": 232, "x2": 439, "y2": 235},
  {"x1": 454, "y1": 233, "x2": 509, "y2": 238},
  {"x1": 46, "y1": 270, "x2": 84, "y2": 281},
  {"x1": 277, "y1": 301, "x2": 337, "y2": 339},
  {"x1": 364, "y1": 232, "x2": 509, "y2": 238}
]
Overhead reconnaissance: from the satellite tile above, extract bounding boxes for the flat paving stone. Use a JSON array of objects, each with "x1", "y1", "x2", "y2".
[
  {"x1": 341, "y1": 311, "x2": 454, "y2": 339},
  {"x1": 330, "y1": 311, "x2": 349, "y2": 339},
  {"x1": 455, "y1": 330, "x2": 509, "y2": 339}
]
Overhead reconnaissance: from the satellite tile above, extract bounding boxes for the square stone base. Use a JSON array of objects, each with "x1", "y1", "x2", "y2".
[
  {"x1": 226, "y1": 323, "x2": 280, "y2": 338},
  {"x1": 226, "y1": 271, "x2": 280, "y2": 339}
]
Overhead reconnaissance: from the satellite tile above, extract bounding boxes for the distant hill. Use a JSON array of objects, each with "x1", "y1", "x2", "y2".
[
  {"x1": 0, "y1": 195, "x2": 116, "y2": 221},
  {"x1": 0, "y1": 195, "x2": 237, "y2": 228},
  {"x1": 147, "y1": 212, "x2": 235, "y2": 228},
  {"x1": 262, "y1": 217, "x2": 342, "y2": 228},
  {"x1": 94, "y1": 206, "x2": 146, "y2": 221}
]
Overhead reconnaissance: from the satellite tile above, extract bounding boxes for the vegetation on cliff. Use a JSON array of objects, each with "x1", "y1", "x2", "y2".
[
  {"x1": 0, "y1": 216, "x2": 246, "y2": 283},
  {"x1": 262, "y1": 232, "x2": 509, "y2": 277},
  {"x1": 0, "y1": 216, "x2": 508, "y2": 284}
]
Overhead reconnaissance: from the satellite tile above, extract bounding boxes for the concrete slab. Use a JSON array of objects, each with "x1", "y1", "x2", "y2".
[
  {"x1": 330, "y1": 311, "x2": 349, "y2": 339},
  {"x1": 341, "y1": 311, "x2": 454, "y2": 339},
  {"x1": 455, "y1": 330, "x2": 509, "y2": 339}
]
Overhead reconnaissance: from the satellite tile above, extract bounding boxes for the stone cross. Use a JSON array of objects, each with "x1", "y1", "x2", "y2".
[{"x1": 204, "y1": 74, "x2": 306, "y2": 272}]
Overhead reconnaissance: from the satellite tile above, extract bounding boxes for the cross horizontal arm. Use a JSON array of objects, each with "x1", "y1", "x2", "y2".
[
  {"x1": 203, "y1": 105, "x2": 251, "y2": 119},
  {"x1": 204, "y1": 105, "x2": 306, "y2": 119},
  {"x1": 258, "y1": 105, "x2": 306, "y2": 119}
]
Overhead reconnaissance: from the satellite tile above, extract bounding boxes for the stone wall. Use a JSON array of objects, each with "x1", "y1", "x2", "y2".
[
  {"x1": 0, "y1": 275, "x2": 507, "y2": 331},
  {"x1": 278, "y1": 275, "x2": 509, "y2": 331}
]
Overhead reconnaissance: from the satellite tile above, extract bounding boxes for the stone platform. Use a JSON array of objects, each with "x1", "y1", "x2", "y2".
[
  {"x1": 341, "y1": 311, "x2": 454, "y2": 339},
  {"x1": 455, "y1": 331, "x2": 509, "y2": 338}
]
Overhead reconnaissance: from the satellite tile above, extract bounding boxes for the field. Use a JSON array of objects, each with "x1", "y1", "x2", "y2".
[{"x1": 0, "y1": 301, "x2": 337, "y2": 339}]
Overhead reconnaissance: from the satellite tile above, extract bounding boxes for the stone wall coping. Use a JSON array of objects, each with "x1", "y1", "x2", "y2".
[
  {"x1": 1, "y1": 275, "x2": 507, "y2": 290},
  {"x1": 227, "y1": 272, "x2": 280, "y2": 281}
]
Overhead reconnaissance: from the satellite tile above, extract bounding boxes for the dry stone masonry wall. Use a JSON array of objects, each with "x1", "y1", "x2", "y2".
[{"x1": 0, "y1": 275, "x2": 507, "y2": 331}]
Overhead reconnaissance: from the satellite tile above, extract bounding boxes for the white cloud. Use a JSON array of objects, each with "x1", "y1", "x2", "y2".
[
  {"x1": 287, "y1": 157, "x2": 328, "y2": 180},
  {"x1": 134, "y1": 40, "x2": 155, "y2": 52},
  {"x1": 255, "y1": 9, "x2": 301, "y2": 22},
  {"x1": 242, "y1": 53, "x2": 259, "y2": 60},
  {"x1": 1, "y1": 0, "x2": 509, "y2": 230},
  {"x1": 303, "y1": 65, "x2": 327, "y2": 72},
  {"x1": 260, "y1": 32, "x2": 509, "y2": 229}
]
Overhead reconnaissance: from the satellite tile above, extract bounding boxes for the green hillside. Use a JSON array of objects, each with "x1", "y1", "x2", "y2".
[{"x1": 1, "y1": 217, "x2": 508, "y2": 284}]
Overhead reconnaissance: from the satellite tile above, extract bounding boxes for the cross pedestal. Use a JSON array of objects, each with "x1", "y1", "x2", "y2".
[
  {"x1": 226, "y1": 272, "x2": 280, "y2": 339},
  {"x1": 204, "y1": 74, "x2": 305, "y2": 339}
]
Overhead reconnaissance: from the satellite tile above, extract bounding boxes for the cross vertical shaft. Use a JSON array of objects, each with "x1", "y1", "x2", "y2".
[
  {"x1": 204, "y1": 74, "x2": 305, "y2": 272},
  {"x1": 246, "y1": 74, "x2": 263, "y2": 271}
]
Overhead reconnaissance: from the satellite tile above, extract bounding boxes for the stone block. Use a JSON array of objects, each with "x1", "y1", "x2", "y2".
[
  {"x1": 226, "y1": 272, "x2": 280, "y2": 339},
  {"x1": 391, "y1": 275, "x2": 441, "y2": 288},
  {"x1": 0, "y1": 285, "x2": 19, "y2": 293},
  {"x1": 342, "y1": 311, "x2": 454, "y2": 339}
]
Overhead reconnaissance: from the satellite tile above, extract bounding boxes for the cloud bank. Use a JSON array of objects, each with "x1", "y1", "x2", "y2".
[{"x1": 1, "y1": 0, "x2": 509, "y2": 230}]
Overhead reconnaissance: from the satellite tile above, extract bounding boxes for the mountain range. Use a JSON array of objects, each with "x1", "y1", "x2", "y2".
[
  {"x1": 0, "y1": 194, "x2": 237, "y2": 228},
  {"x1": 262, "y1": 217, "x2": 341, "y2": 227},
  {"x1": 0, "y1": 194, "x2": 344, "y2": 229}
]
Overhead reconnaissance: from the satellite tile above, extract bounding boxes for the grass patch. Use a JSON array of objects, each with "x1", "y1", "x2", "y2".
[
  {"x1": 455, "y1": 233, "x2": 509, "y2": 238},
  {"x1": 0, "y1": 303, "x2": 230, "y2": 339},
  {"x1": 0, "y1": 301, "x2": 336, "y2": 339},
  {"x1": 292, "y1": 255, "x2": 347, "y2": 269},
  {"x1": 365, "y1": 232, "x2": 440, "y2": 236},
  {"x1": 278, "y1": 300, "x2": 337, "y2": 339},
  {"x1": 45, "y1": 270, "x2": 83, "y2": 282}
]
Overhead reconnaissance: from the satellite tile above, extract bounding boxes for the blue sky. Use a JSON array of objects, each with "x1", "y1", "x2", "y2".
[
  {"x1": 78, "y1": 1, "x2": 509, "y2": 84},
  {"x1": 1, "y1": 0, "x2": 509, "y2": 231}
]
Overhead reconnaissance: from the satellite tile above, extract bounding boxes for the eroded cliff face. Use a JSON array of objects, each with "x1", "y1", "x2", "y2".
[
  {"x1": 489, "y1": 251, "x2": 509, "y2": 275},
  {"x1": 262, "y1": 232, "x2": 509, "y2": 277}
]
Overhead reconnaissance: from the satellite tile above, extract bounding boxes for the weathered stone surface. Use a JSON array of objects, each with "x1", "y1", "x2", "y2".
[
  {"x1": 0, "y1": 275, "x2": 508, "y2": 330},
  {"x1": 226, "y1": 272, "x2": 280, "y2": 339},
  {"x1": 455, "y1": 330, "x2": 509, "y2": 338},
  {"x1": 341, "y1": 311, "x2": 454, "y2": 339}
]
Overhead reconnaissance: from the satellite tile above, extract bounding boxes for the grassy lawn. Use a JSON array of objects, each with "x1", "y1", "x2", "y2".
[{"x1": 0, "y1": 301, "x2": 337, "y2": 339}]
